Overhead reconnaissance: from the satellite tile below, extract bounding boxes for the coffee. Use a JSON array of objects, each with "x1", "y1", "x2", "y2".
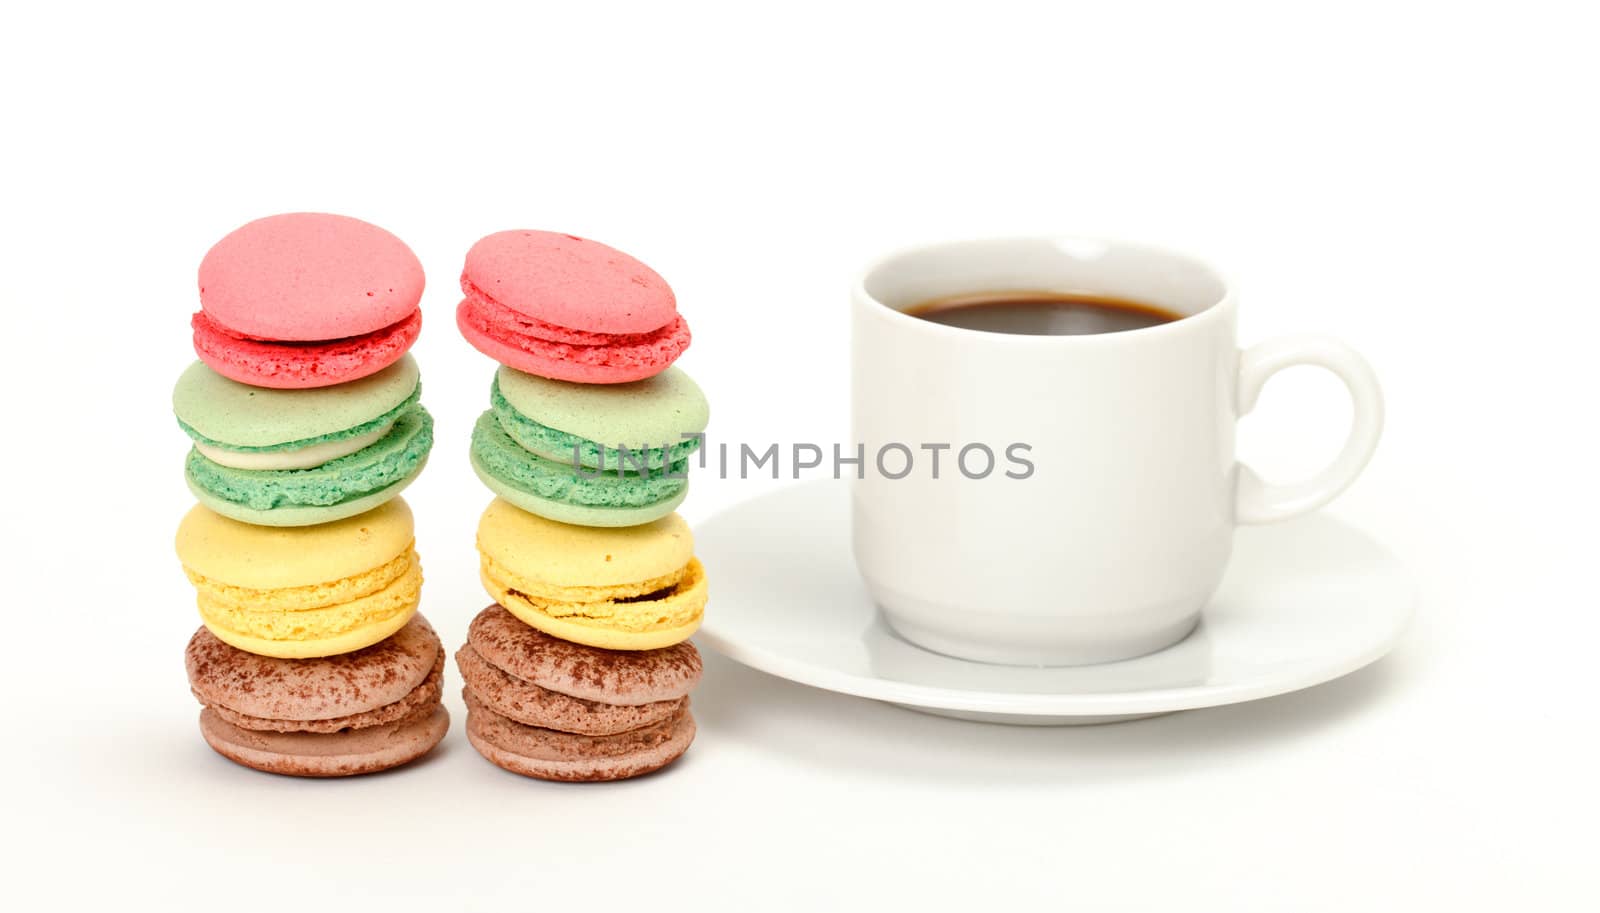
[{"x1": 905, "y1": 291, "x2": 1182, "y2": 336}]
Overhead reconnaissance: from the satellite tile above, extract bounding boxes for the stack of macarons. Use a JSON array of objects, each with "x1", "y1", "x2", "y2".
[
  {"x1": 455, "y1": 230, "x2": 709, "y2": 781},
  {"x1": 172, "y1": 213, "x2": 447, "y2": 777}
]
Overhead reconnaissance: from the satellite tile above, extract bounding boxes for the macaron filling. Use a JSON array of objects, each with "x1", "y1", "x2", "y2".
[
  {"x1": 489, "y1": 378, "x2": 700, "y2": 470},
  {"x1": 185, "y1": 404, "x2": 432, "y2": 511},
  {"x1": 195, "y1": 420, "x2": 394, "y2": 470},
  {"x1": 470, "y1": 412, "x2": 685, "y2": 509}
]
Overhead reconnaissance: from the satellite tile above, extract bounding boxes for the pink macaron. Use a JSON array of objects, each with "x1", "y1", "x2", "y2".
[
  {"x1": 194, "y1": 213, "x2": 425, "y2": 389},
  {"x1": 456, "y1": 230, "x2": 690, "y2": 383}
]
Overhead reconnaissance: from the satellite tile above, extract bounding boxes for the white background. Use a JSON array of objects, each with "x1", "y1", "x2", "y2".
[{"x1": 2, "y1": 1, "x2": 1595, "y2": 910}]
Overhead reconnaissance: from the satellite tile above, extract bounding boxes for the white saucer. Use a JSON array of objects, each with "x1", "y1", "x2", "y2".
[{"x1": 695, "y1": 480, "x2": 1414, "y2": 725}]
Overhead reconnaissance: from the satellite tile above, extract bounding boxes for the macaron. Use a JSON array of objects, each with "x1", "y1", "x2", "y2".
[
  {"x1": 459, "y1": 604, "x2": 701, "y2": 734},
  {"x1": 194, "y1": 213, "x2": 424, "y2": 389},
  {"x1": 476, "y1": 498, "x2": 707, "y2": 650},
  {"x1": 457, "y1": 604, "x2": 700, "y2": 781},
  {"x1": 173, "y1": 355, "x2": 433, "y2": 526},
  {"x1": 469, "y1": 365, "x2": 708, "y2": 527},
  {"x1": 175, "y1": 498, "x2": 423, "y2": 658},
  {"x1": 186, "y1": 615, "x2": 449, "y2": 777},
  {"x1": 456, "y1": 230, "x2": 690, "y2": 383}
]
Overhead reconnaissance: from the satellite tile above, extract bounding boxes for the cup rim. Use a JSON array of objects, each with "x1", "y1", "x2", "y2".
[{"x1": 853, "y1": 234, "x2": 1234, "y2": 345}]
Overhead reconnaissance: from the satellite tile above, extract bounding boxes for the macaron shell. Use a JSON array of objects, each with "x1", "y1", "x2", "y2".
[
  {"x1": 495, "y1": 598, "x2": 703, "y2": 652},
  {"x1": 457, "y1": 301, "x2": 688, "y2": 384},
  {"x1": 466, "y1": 604, "x2": 702, "y2": 705},
  {"x1": 199, "y1": 704, "x2": 448, "y2": 777},
  {"x1": 201, "y1": 596, "x2": 419, "y2": 660},
  {"x1": 475, "y1": 497, "x2": 693, "y2": 588},
  {"x1": 464, "y1": 692, "x2": 694, "y2": 782},
  {"x1": 193, "y1": 308, "x2": 421, "y2": 390},
  {"x1": 174, "y1": 355, "x2": 421, "y2": 449},
  {"x1": 185, "y1": 614, "x2": 441, "y2": 722},
  {"x1": 473, "y1": 478, "x2": 686, "y2": 528},
  {"x1": 198, "y1": 212, "x2": 424, "y2": 341},
  {"x1": 188, "y1": 466, "x2": 423, "y2": 528},
  {"x1": 461, "y1": 230, "x2": 676, "y2": 335},
  {"x1": 176, "y1": 498, "x2": 414, "y2": 590}
]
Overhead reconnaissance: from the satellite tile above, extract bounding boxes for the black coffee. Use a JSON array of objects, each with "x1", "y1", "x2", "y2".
[{"x1": 905, "y1": 291, "x2": 1182, "y2": 336}]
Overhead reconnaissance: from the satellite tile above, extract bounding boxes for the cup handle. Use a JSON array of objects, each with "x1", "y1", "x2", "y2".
[{"x1": 1234, "y1": 335, "x2": 1385, "y2": 524}]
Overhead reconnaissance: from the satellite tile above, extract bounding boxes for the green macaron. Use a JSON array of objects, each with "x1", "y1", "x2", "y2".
[
  {"x1": 173, "y1": 355, "x2": 433, "y2": 526},
  {"x1": 469, "y1": 365, "x2": 708, "y2": 527}
]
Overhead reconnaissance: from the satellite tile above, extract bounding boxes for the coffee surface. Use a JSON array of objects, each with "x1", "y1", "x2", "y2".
[{"x1": 905, "y1": 291, "x2": 1181, "y2": 336}]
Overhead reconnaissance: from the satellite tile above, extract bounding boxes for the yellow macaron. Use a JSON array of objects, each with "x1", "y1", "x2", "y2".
[
  {"x1": 175, "y1": 498, "x2": 422, "y2": 658},
  {"x1": 476, "y1": 498, "x2": 706, "y2": 650}
]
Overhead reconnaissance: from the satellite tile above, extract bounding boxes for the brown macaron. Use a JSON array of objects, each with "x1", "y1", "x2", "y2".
[
  {"x1": 457, "y1": 604, "x2": 701, "y2": 781},
  {"x1": 185, "y1": 614, "x2": 449, "y2": 777}
]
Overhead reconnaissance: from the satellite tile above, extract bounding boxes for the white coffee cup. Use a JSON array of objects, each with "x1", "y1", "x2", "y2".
[{"x1": 851, "y1": 236, "x2": 1383, "y2": 666}]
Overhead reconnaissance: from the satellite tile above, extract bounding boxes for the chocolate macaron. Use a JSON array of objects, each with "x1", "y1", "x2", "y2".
[
  {"x1": 457, "y1": 604, "x2": 700, "y2": 781},
  {"x1": 185, "y1": 614, "x2": 449, "y2": 777}
]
